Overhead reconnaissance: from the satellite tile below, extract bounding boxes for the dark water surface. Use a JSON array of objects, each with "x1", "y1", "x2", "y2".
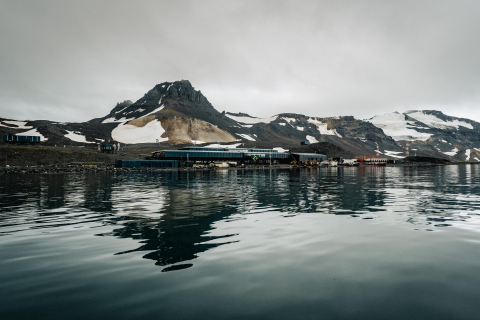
[{"x1": 2, "y1": 166, "x2": 480, "y2": 319}]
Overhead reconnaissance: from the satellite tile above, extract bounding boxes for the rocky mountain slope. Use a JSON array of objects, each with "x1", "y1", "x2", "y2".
[
  {"x1": 1, "y1": 80, "x2": 480, "y2": 161},
  {"x1": 368, "y1": 111, "x2": 480, "y2": 161}
]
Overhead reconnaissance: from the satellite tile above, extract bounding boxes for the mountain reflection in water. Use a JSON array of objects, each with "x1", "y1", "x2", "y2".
[
  {"x1": 1, "y1": 165, "x2": 480, "y2": 272},
  {"x1": 3, "y1": 166, "x2": 480, "y2": 319}
]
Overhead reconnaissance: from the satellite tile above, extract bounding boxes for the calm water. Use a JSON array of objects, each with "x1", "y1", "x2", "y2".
[{"x1": 2, "y1": 166, "x2": 480, "y2": 319}]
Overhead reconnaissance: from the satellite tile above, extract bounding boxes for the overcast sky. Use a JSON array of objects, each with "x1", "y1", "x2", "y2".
[{"x1": 1, "y1": 0, "x2": 480, "y2": 123}]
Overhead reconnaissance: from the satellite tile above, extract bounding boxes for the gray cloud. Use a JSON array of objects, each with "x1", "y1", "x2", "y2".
[{"x1": 1, "y1": 0, "x2": 480, "y2": 122}]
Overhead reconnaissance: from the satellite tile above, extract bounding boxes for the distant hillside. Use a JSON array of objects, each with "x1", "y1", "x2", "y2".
[
  {"x1": 2, "y1": 80, "x2": 480, "y2": 162},
  {"x1": 368, "y1": 111, "x2": 480, "y2": 161}
]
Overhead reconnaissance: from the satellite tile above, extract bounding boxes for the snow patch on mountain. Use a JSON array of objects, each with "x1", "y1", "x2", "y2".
[
  {"x1": 226, "y1": 114, "x2": 277, "y2": 124},
  {"x1": 368, "y1": 112, "x2": 433, "y2": 141},
  {"x1": 115, "y1": 106, "x2": 130, "y2": 114},
  {"x1": 112, "y1": 119, "x2": 168, "y2": 144},
  {"x1": 306, "y1": 135, "x2": 319, "y2": 143},
  {"x1": 65, "y1": 131, "x2": 95, "y2": 144},
  {"x1": 102, "y1": 117, "x2": 135, "y2": 124},
  {"x1": 282, "y1": 117, "x2": 296, "y2": 123},
  {"x1": 144, "y1": 105, "x2": 165, "y2": 117},
  {"x1": 235, "y1": 133, "x2": 256, "y2": 141},
  {"x1": 443, "y1": 147, "x2": 459, "y2": 156},
  {"x1": 297, "y1": 127, "x2": 304, "y2": 131},
  {"x1": 103, "y1": 105, "x2": 165, "y2": 124},
  {"x1": 16, "y1": 128, "x2": 47, "y2": 141},
  {"x1": 206, "y1": 143, "x2": 242, "y2": 148},
  {"x1": 0, "y1": 120, "x2": 33, "y2": 129},
  {"x1": 405, "y1": 111, "x2": 473, "y2": 130},
  {"x1": 465, "y1": 149, "x2": 471, "y2": 161},
  {"x1": 307, "y1": 118, "x2": 342, "y2": 137}
]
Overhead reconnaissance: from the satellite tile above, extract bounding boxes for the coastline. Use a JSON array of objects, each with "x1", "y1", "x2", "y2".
[{"x1": 0, "y1": 162, "x2": 475, "y2": 175}]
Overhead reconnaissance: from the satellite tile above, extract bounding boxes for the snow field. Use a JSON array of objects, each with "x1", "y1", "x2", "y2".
[
  {"x1": 368, "y1": 112, "x2": 433, "y2": 141},
  {"x1": 406, "y1": 111, "x2": 473, "y2": 130},
  {"x1": 112, "y1": 119, "x2": 168, "y2": 144},
  {"x1": 65, "y1": 131, "x2": 95, "y2": 144}
]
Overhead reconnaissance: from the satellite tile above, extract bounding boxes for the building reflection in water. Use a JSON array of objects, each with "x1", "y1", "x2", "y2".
[{"x1": 2, "y1": 165, "x2": 480, "y2": 270}]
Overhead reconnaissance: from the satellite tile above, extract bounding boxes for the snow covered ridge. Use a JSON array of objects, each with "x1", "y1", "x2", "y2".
[
  {"x1": 307, "y1": 118, "x2": 342, "y2": 138},
  {"x1": 226, "y1": 113, "x2": 278, "y2": 124},
  {"x1": 368, "y1": 110, "x2": 479, "y2": 143},
  {"x1": 405, "y1": 111, "x2": 473, "y2": 130},
  {"x1": 368, "y1": 112, "x2": 433, "y2": 141}
]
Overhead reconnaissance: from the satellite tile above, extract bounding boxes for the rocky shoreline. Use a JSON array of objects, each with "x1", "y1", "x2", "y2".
[
  {"x1": 0, "y1": 164, "x2": 295, "y2": 174},
  {"x1": 1, "y1": 162, "x2": 475, "y2": 175}
]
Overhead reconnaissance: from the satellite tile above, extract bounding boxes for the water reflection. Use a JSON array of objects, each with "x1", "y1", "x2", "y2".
[{"x1": 2, "y1": 165, "x2": 480, "y2": 270}]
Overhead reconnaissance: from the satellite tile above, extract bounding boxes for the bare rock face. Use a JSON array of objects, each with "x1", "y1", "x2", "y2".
[{"x1": 159, "y1": 116, "x2": 236, "y2": 144}]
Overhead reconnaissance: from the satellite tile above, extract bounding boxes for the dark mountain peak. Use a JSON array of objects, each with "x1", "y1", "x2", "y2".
[
  {"x1": 146, "y1": 80, "x2": 210, "y2": 105},
  {"x1": 108, "y1": 100, "x2": 133, "y2": 115}
]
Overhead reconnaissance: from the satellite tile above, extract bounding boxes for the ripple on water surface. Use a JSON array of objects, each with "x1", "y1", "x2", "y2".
[{"x1": 1, "y1": 166, "x2": 480, "y2": 319}]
